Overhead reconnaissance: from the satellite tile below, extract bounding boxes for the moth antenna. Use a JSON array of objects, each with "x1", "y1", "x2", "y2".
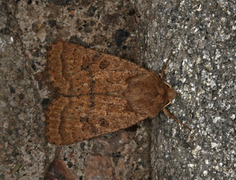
[
  {"x1": 163, "y1": 108, "x2": 192, "y2": 130},
  {"x1": 161, "y1": 50, "x2": 173, "y2": 79}
]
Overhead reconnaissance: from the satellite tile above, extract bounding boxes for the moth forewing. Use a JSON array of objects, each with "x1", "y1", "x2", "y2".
[{"x1": 45, "y1": 40, "x2": 191, "y2": 145}]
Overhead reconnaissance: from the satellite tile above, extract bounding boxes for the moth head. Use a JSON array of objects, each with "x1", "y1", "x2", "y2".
[{"x1": 164, "y1": 82, "x2": 177, "y2": 107}]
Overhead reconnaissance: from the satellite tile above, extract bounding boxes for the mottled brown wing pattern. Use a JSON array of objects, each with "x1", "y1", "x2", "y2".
[
  {"x1": 45, "y1": 40, "x2": 150, "y2": 145},
  {"x1": 46, "y1": 95, "x2": 148, "y2": 145}
]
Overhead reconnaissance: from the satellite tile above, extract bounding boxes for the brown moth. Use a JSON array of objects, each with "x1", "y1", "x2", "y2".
[{"x1": 44, "y1": 39, "x2": 191, "y2": 145}]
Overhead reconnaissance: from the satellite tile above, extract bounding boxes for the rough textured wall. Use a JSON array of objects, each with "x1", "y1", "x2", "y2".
[{"x1": 0, "y1": 0, "x2": 235, "y2": 179}]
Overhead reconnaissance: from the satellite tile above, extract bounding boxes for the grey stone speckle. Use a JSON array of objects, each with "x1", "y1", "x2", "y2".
[
  {"x1": 1, "y1": 0, "x2": 235, "y2": 179},
  {"x1": 37, "y1": 28, "x2": 46, "y2": 42},
  {"x1": 1, "y1": 0, "x2": 149, "y2": 179},
  {"x1": 136, "y1": 0, "x2": 235, "y2": 179}
]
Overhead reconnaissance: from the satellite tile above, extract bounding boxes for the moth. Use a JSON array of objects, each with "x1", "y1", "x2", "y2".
[{"x1": 44, "y1": 39, "x2": 191, "y2": 145}]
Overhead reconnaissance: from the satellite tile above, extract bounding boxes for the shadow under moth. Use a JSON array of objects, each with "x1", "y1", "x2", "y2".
[{"x1": 44, "y1": 39, "x2": 191, "y2": 145}]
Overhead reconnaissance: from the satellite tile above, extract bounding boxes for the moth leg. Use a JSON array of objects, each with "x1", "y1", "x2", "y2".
[
  {"x1": 164, "y1": 81, "x2": 172, "y2": 88},
  {"x1": 161, "y1": 50, "x2": 173, "y2": 79},
  {"x1": 164, "y1": 100, "x2": 172, "y2": 107},
  {"x1": 163, "y1": 108, "x2": 192, "y2": 130}
]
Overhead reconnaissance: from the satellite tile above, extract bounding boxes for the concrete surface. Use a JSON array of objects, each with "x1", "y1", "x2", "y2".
[{"x1": 0, "y1": 0, "x2": 235, "y2": 179}]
